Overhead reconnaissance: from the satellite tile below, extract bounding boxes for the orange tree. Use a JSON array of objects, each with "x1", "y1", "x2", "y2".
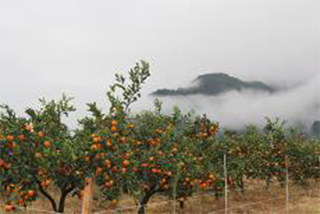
[
  {"x1": 221, "y1": 125, "x2": 273, "y2": 193},
  {"x1": 285, "y1": 129, "x2": 320, "y2": 185},
  {"x1": 0, "y1": 95, "x2": 88, "y2": 212},
  {"x1": 83, "y1": 61, "x2": 222, "y2": 214}
]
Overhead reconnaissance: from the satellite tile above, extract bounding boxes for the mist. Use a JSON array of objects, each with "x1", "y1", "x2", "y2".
[
  {"x1": 0, "y1": 0, "x2": 319, "y2": 130},
  {"x1": 133, "y1": 72, "x2": 320, "y2": 131}
]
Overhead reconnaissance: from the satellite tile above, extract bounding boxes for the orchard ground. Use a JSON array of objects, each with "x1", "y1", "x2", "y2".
[{"x1": 1, "y1": 178, "x2": 319, "y2": 214}]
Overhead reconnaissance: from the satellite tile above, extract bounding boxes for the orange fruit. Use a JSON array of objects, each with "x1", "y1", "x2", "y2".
[
  {"x1": 41, "y1": 181, "x2": 47, "y2": 187},
  {"x1": 38, "y1": 131, "x2": 45, "y2": 137},
  {"x1": 7, "y1": 135, "x2": 14, "y2": 142},
  {"x1": 111, "y1": 199, "x2": 117, "y2": 206},
  {"x1": 4, "y1": 163, "x2": 11, "y2": 170},
  {"x1": 122, "y1": 167, "x2": 127, "y2": 173},
  {"x1": 84, "y1": 156, "x2": 90, "y2": 162},
  {"x1": 27, "y1": 190, "x2": 35, "y2": 198},
  {"x1": 18, "y1": 134, "x2": 25, "y2": 141},
  {"x1": 44, "y1": 141, "x2": 51, "y2": 148},
  {"x1": 24, "y1": 123, "x2": 34, "y2": 132},
  {"x1": 95, "y1": 167, "x2": 103, "y2": 176},
  {"x1": 0, "y1": 159, "x2": 5, "y2": 167},
  {"x1": 141, "y1": 163, "x2": 148, "y2": 168},
  {"x1": 122, "y1": 160, "x2": 130, "y2": 167},
  {"x1": 5, "y1": 205, "x2": 15, "y2": 211},
  {"x1": 93, "y1": 136, "x2": 101, "y2": 144},
  {"x1": 155, "y1": 129, "x2": 163, "y2": 134},
  {"x1": 119, "y1": 137, "x2": 126, "y2": 143},
  {"x1": 111, "y1": 120, "x2": 118, "y2": 126},
  {"x1": 104, "y1": 159, "x2": 111, "y2": 167},
  {"x1": 133, "y1": 166, "x2": 138, "y2": 173},
  {"x1": 111, "y1": 126, "x2": 117, "y2": 132},
  {"x1": 91, "y1": 144, "x2": 98, "y2": 150}
]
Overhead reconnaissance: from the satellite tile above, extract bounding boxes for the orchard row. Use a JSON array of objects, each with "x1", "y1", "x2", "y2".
[{"x1": 0, "y1": 61, "x2": 319, "y2": 213}]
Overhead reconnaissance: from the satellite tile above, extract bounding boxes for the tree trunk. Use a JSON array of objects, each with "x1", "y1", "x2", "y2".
[
  {"x1": 137, "y1": 188, "x2": 161, "y2": 214},
  {"x1": 238, "y1": 178, "x2": 245, "y2": 195},
  {"x1": 179, "y1": 201, "x2": 184, "y2": 209},
  {"x1": 36, "y1": 180, "x2": 58, "y2": 212},
  {"x1": 266, "y1": 176, "x2": 271, "y2": 190},
  {"x1": 58, "y1": 186, "x2": 75, "y2": 213}
]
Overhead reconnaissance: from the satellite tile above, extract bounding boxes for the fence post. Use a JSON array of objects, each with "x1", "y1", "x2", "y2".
[
  {"x1": 173, "y1": 169, "x2": 180, "y2": 214},
  {"x1": 285, "y1": 155, "x2": 289, "y2": 214},
  {"x1": 224, "y1": 153, "x2": 228, "y2": 214},
  {"x1": 82, "y1": 177, "x2": 94, "y2": 214}
]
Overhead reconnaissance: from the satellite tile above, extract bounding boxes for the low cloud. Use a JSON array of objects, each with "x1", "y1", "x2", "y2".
[{"x1": 133, "y1": 74, "x2": 320, "y2": 131}]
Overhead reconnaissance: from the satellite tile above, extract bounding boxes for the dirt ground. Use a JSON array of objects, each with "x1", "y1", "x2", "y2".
[{"x1": 1, "y1": 179, "x2": 320, "y2": 214}]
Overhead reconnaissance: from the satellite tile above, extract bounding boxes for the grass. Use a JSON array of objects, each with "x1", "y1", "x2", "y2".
[{"x1": 1, "y1": 179, "x2": 320, "y2": 214}]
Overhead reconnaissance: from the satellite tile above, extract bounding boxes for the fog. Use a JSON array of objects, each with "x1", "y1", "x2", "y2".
[
  {"x1": 0, "y1": 0, "x2": 319, "y2": 130},
  {"x1": 136, "y1": 73, "x2": 320, "y2": 130}
]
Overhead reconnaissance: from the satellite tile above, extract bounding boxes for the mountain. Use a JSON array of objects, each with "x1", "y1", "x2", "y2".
[{"x1": 152, "y1": 73, "x2": 275, "y2": 96}]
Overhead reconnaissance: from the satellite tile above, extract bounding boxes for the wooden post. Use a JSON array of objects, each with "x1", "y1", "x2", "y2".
[
  {"x1": 224, "y1": 153, "x2": 228, "y2": 214},
  {"x1": 82, "y1": 177, "x2": 94, "y2": 214},
  {"x1": 173, "y1": 170, "x2": 180, "y2": 214},
  {"x1": 285, "y1": 155, "x2": 289, "y2": 214}
]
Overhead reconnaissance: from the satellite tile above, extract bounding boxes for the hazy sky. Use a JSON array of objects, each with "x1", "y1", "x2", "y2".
[{"x1": 0, "y1": 0, "x2": 319, "y2": 128}]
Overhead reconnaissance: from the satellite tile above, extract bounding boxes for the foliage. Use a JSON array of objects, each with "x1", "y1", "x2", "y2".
[{"x1": 0, "y1": 61, "x2": 319, "y2": 214}]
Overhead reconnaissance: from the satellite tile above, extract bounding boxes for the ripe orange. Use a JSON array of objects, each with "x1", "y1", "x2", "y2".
[
  {"x1": 111, "y1": 120, "x2": 118, "y2": 126},
  {"x1": 0, "y1": 159, "x2": 5, "y2": 167},
  {"x1": 141, "y1": 163, "x2": 148, "y2": 168},
  {"x1": 105, "y1": 181, "x2": 112, "y2": 188},
  {"x1": 149, "y1": 140, "x2": 157, "y2": 146},
  {"x1": 119, "y1": 137, "x2": 127, "y2": 143},
  {"x1": 24, "y1": 123, "x2": 34, "y2": 132},
  {"x1": 96, "y1": 167, "x2": 103, "y2": 176},
  {"x1": 41, "y1": 181, "x2": 47, "y2": 187},
  {"x1": 18, "y1": 134, "x2": 25, "y2": 141},
  {"x1": 5, "y1": 205, "x2": 15, "y2": 212},
  {"x1": 155, "y1": 129, "x2": 163, "y2": 134},
  {"x1": 122, "y1": 160, "x2": 130, "y2": 167},
  {"x1": 162, "y1": 184, "x2": 169, "y2": 189},
  {"x1": 84, "y1": 156, "x2": 90, "y2": 162},
  {"x1": 94, "y1": 153, "x2": 101, "y2": 160},
  {"x1": 44, "y1": 141, "x2": 51, "y2": 148},
  {"x1": 27, "y1": 190, "x2": 35, "y2": 198},
  {"x1": 104, "y1": 159, "x2": 111, "y2": 167},
  {"x1": 93, "y1": 136, "x2": 101, "y2": 144},
  {"x1": 91, "y1": 144, "x2": 98, "y2": 150},
  {"x1": 128, "y1": 123, "x2": 134, "y2": 129},
  {"x1": 8, "y1": 141, "x2": 16, "y2": 149},
  {"x1": 7, "y1": 135, "x2": 14, "y2": 142},
  {"x1": 122, "y1": 167, "x2": 127, "y2": 173},
  {"x1": 38, "y1": 131, "x2": 45, "y2": 138},
  {"x1": 112, "y1": 166, "x2": 119, "y2": 173},
  {"x1": 18, "y1": 198, "x2": 24, "y2": 205},
  {"x1": 4, "y1": 163, "x2": 11, "y2": 170},
  {"x1": 111, "y1": 199, "x2": 117, "y2": 206},
  {"x1": 111, "y1": 126, "x2": 117, "y2": 132}
]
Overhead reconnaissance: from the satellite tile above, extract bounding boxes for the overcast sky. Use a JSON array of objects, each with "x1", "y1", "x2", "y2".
[{"x1": 0, "y1": 0, "x2": 319, "y2": 128}]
